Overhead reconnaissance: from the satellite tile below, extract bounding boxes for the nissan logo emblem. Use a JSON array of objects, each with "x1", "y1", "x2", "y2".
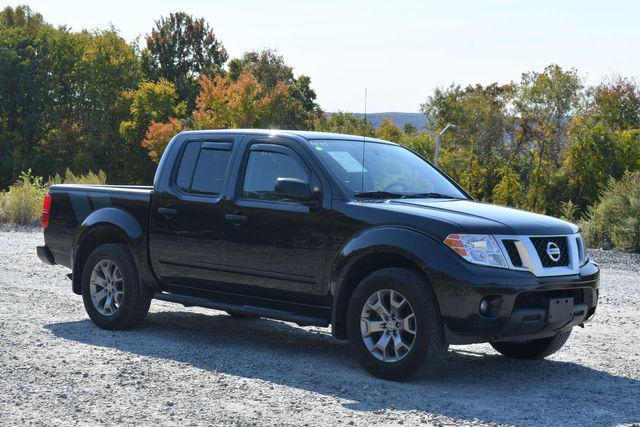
[{"x1": 546, "y1": 242, "x2": 561, "y2": 262}]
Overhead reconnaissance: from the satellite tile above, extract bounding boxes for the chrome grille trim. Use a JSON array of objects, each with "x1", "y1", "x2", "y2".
[{"x1": 496, "y1": 233, "x2": 581, "y2": 277}]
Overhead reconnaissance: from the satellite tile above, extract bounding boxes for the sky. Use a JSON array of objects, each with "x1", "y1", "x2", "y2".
[{"x1": 6, "y1": 0, "x2": 640, "y2": 113}]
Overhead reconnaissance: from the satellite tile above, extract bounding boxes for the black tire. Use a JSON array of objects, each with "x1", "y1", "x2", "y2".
[
  {"x1": 81, "y1": 243, "x2": 151, "y2": 330},
  {"x1": 346, "y1": 267, "x2": 448, "y2": 381},
  {"x1": 226, "y1": 311, "x2": 258, "y2": 319},
  {"x1": 490, "y1": 330, "x2": 572, "y2": 359}
]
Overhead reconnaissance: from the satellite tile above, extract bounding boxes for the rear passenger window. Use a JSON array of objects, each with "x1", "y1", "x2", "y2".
[
  {"x1": 191, "y1": 149, "x2": 231, "y2": 194},
  {"x1": 176, "y1": 142, "x2": 200, "y2": 191},
  {"x1": 175, "y1": 142, "x2": 232, "y2": 195}
]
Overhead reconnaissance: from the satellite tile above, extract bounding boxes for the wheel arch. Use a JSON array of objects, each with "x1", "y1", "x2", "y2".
[
  {"x1": 71, "y1": 207, "x2": 155, "y2": 295},
  {"x1": 330, "y1": 226, "x2": 443, "y2": 339}
]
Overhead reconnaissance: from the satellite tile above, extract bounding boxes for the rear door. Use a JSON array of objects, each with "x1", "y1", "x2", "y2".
[{"x1": 149, "y1": 133, "x2": 240, "y2": 290}]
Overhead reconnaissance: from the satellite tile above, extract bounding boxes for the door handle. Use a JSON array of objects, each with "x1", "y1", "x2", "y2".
[
  {"x1": 158, "y1": 207, "x2": 177, "y2": 219},
  {"x1": 225, "y1": 213, "x2": 247, "y2": 225}
]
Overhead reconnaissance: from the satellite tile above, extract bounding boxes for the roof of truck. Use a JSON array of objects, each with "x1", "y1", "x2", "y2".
[{"x1": 176, "y1": 129, "x2": 396, "y2": 145}]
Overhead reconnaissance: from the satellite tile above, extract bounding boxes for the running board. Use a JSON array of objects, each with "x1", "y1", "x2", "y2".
[{"x1": 153, "y1": 292, "x2": 329, "y2": 327}]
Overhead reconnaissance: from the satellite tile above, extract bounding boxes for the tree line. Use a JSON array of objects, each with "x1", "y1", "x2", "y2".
[
  {"x1": 0, "y1": 5, "x2": 322, "y2": 188},
  {"x1": 1, "y1": 5, "x2": 639, "y2": 246}
]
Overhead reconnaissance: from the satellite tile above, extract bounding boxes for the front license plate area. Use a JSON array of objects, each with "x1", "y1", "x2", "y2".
[{"x1": 548, "y1": 297, "x2": 573, "y2": 324}]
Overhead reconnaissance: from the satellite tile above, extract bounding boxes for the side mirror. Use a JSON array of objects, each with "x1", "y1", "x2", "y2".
[{"x1": 275, "y1": 178, "x2": 312, "y2": 201}]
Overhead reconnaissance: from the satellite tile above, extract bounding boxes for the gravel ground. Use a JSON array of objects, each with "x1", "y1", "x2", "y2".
[{"x1": 0, "y1": 229, "x2": 639, "y2": 426}]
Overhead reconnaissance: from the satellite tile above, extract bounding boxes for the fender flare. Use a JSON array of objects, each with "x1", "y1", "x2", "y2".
[
  {"x1": 71, "y1": 207, "x2": 155, "y2": 294},
  {"x1": 329, "y1": 226, "x2": 453, "y2": 338}
]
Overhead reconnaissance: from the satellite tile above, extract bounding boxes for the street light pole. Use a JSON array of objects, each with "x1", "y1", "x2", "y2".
[{"x1": 434, "y1": 123, "x2": 457, "y2": 168}]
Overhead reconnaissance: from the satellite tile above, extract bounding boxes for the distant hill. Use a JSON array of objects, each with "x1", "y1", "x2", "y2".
[{"x1": 328, "y1": 112, "x2": 427, "y2": 130}]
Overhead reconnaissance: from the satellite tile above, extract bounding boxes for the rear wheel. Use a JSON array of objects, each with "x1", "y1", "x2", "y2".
[
  {"x1": 346, "y1": 268, "x2": 448, "y2": 381},
  {"x1": 490, "y1": 330, "x2": 572, "y2": 359},
  {"x1": 81, "y1": 244, "x2": 151, "y2": 330}
]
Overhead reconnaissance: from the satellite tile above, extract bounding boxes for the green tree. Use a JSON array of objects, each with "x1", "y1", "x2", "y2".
[
  {"x1": 315, "y1": 112, "x2": 374, "y2": 136},
  {"x1": 376, "y1": 117, "x2": 403, "y2": 142},
  {"x1": 491, "y1": 166, "x2": 524, "y2": 207},
  {"x1": 143, "y1": 12, "x2": 228, "y2": 111},
  {"x1": 403, "y1": 123, "x2": 418, "y2": 135},
  {"x1": 73, "y1": 29, "x2": 142, "y2": 182},
  {"x1": 119, "y1": 79, "x2": 186, "y2": 180},
  {"x1": 561, "y1": 78, "x2": 640, "y2": 212},
  {"x1": 398, "y1": 132, "x2": 435, "y2": 161},
  {"x1": 421, "y1": 83, "x2": 514, "y2": 201},
  {"x1": 582, "y1": 171, "x2": 640, "y2": 252},
  {"x1": 512, "y1": 64, "x2": 583, "y2": 212},
  {"x1": 592, "y1": 77, "x2": 640, "y2": 131},
  {"x1": 0, "y1": 5, "x2": 43, "y2": 28},
  {"x1": 0, "y1": 6, "x2": 84, "y2": 186}
]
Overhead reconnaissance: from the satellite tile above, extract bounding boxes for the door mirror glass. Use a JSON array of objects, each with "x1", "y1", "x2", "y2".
[{"x1": 275, "y1": 178, "x2": 311, "y2": 201}]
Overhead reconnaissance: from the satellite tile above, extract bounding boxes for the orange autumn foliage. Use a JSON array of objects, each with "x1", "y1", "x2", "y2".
[
  {"x1": 141, "y1": 71, "x2": 312, "y2": 163},
  {"x1": 192, "y1": 71, "x2": 307, "y2": 130},
  {"x1": 142, "y1": 117, "x2": 184, "y2": 162}
]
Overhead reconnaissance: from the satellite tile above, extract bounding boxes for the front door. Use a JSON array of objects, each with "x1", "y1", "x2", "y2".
[{"x1": 221, "y1": 139, "x2": 330, "y2": 297}]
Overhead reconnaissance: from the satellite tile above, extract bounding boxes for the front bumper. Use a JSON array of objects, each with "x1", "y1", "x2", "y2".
[{"x1": 435, "y1": 259, "x2": 599, "y2": 345}]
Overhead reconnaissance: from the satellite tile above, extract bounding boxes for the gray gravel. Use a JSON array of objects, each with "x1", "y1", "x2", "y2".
[{"x1": 0, "y1": 229, "x2": 639, "y2": 426}]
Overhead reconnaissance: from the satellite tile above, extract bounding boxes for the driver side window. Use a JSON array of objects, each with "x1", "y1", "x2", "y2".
[{"x1": 241, "y1": 150, "x2": 309, "y2": 202}]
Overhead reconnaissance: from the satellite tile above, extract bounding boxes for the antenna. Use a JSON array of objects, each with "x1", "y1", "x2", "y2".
[
  {"x1": 360, "y1": 88, "x2": 367, "y2": 193},
  {"x1": 363, "y1": 88, "x2": 367, "y2": 138}
]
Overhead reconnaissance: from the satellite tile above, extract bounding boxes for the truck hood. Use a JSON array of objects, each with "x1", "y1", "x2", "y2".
[{"x1": 383, "y1": 198, "x2": 578, "y2": 237}]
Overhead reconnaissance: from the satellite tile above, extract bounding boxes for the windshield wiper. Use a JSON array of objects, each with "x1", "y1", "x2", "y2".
[
  {"x1": 353, "y1": 191, "x2": 466, "y2": 200},
  {"x1": 402, "y1": 192, "x2": 465, "y2": 199},
  {"x1": 353, "y1": 191, "x2": 407, "y2": 199}
]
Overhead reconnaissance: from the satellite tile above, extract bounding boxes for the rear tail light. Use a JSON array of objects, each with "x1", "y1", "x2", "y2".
[{"x1": 42, "y1": 193, "x2": 51, "y2": 230}]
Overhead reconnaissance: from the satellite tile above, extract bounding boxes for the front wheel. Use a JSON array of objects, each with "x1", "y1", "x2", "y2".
[
  {"x1": 346, "y1": 268, "x2": 448, "y2": 381},
  {"x1": 81, "y1": 243, "x2": 151, "y2": 330},
  {"x1": 490, "y1": 330, "x2": 572, "y2": 359}
]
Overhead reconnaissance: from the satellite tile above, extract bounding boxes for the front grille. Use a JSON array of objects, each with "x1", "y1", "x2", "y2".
[
  {"x1": 502, "y1": 239, "x2": 523, "y2": 267},
  {"x1": 530, "y1": 236, "x2": 569, "y2": 267},
  {"x1": 514, "y1": 289, "x2": 585, "y2": 310}
]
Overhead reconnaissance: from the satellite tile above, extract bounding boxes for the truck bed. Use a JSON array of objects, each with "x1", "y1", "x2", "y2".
[{"x1": 44, "y1": 184, "x2": 153, "y2": 268}]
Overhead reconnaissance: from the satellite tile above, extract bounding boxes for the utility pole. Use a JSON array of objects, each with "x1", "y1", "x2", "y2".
[{"x1": 434, "y1": 123, "x2": 457, "y2": 168}]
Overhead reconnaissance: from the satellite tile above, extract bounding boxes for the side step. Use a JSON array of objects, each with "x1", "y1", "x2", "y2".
[{"x1": 153, "y1": 292, "x2": 329, "y2": 327}]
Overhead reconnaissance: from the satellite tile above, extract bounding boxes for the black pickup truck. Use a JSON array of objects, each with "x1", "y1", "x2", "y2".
[{"x1": 37, "y1": 129, "x2": 599, "y2": 380}]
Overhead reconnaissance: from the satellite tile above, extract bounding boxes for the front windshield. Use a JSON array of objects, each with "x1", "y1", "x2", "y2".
[{"x1": 309, "y1": 139, "x2": 467, "y2": 199}]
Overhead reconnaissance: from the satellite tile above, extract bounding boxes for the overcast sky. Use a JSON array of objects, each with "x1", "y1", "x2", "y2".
[{"x1": 7, "y1": 0, "x2": 640, "y2": 113}]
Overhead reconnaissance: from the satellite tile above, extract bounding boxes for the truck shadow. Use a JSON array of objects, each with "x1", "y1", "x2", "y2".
[{"x1": 45, "y1": 309, "x2": 640, "y2": 426}]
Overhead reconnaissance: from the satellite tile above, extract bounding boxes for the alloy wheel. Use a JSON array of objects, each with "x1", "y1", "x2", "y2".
[
  {"x1": 89, "y1": 259, "x2": 124, "y2": 316},
  {"x1": 360, "y1": 289, "x2": 417, "y2": 362}
]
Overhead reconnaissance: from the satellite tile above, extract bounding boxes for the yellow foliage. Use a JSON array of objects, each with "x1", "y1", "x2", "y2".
[{"x1": 0, "y1": 170, "x2": 47, "y2": 225}]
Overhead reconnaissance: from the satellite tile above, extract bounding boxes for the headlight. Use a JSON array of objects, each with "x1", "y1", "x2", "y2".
[{"x1": 444, "y1": 234, "x2": 507, "y2": 268}]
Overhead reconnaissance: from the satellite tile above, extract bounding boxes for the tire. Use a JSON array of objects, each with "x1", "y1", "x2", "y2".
[
  {"x1": 490, "y1": 330, "x2": 572, "y2": 359},
  {"x1": 346, "y1": 267, "x2": 448, "y2": 381},
  {"x1": 81, "y1": 243, "x2": 151, "y2": 330}
]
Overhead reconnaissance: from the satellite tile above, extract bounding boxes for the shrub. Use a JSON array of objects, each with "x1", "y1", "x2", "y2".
[
  {"x1": 581, "y1": 171, "x2": 640, "y2": 252},
  {"x1": 51, "y1": 168, "x2": 107, "y2": 185},
  {"x1": 559, "y1": 200, "x2": 578, "y2": 222},
  {"x1": 0, "y1": 169, "x2": 107, "y2": 226},
  {"x1": 0, "y1": 170, "x2": 47, "y2": 225}
]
